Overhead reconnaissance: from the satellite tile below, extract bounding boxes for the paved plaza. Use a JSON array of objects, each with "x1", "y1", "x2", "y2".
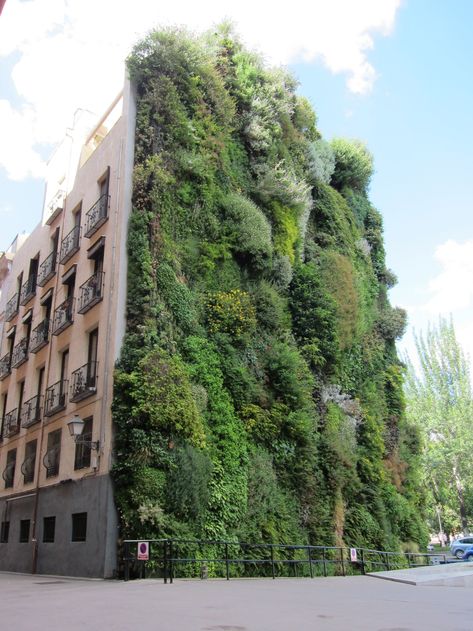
[{"x1": 1, "y1": 571, "x2": 472, "y2": 631}]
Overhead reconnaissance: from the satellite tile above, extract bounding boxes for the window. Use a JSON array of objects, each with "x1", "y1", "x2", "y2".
[
  {"x1": 43, "y1": 516, "x2": 56, "y2": 543},
  {"x1": 22, "y1": 440, "x2": 37, "y2": 484},
  {"x1": 17, "y1": 380, "x2": 25, "y2": 420},
  {"x1": 87, "y1": 328, "x2": 98, "y2": 385},
  {"x1": 44, "y1": 429, "x2": 61, "y2": 478},
  {"x1": 1, "y1": 393, "x2": 7, "y2": 439},
  {"x1": 74, "y1": 417, "x2": 92, "y2": 470},
  {"x1": 37, "y1": 366, "x2": 45, "y2": 397},
  {"x1": 0, "y1": 521, "x2": 9, "y2": 543},
  {"x1": 19, "y1": 519, "x2": 30, "y2": 543},
  {"x1": 99, "y1": 169, "x2": 110, "y2": 199},
  {"x1": 71, "y1": 512, "x2": 87, "y2": 542},
  {"x1": 63, "y1": 266, "x2": 76, "y2": 299},
  {"x1": 3, "y1": 448, "x2": 16, "y2": 488}
]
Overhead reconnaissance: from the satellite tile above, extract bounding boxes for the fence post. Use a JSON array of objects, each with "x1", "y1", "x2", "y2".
[
  {"x1": 225, "y1": 542, "x2": 230, "y2": 581},
  {"x1": 163, "y1": 539, "x2": 168, "y2": 584},
  {"x1": 322, "y1": 548, "x2": 327, "y2": 577},
  {"x1": 360, "y1": 548, "x2": 365, "y2": 575},
  {"x1": 271, "y1": 545, "x2": 276, "y2": 579},
  {"x1": 340, "y1": 548, "x2": 345, "y2": 576},
  {"x1": 308, "y1": 546, "x2": 313, "y2": 579},
  {"x1": 124, "y1": 541, "x2": 130, "y2": 582},
  {"x1": 386, "y1": 553, "x2": 390, "y2": 571},
  {"x1": 170, "y1": 539, "x2": 174, "y2": 584},
  {"x1": 407, "y1": 553, "x2": 411, "y2": 568}
]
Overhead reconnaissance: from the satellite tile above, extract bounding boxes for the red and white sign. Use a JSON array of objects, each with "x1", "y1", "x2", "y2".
[
  {"x1": 137, "y1": 541, "x2": 149, "y2": 561},
  {"x1": 350, "y1": 548, "x2": 357, "y2": 562}
]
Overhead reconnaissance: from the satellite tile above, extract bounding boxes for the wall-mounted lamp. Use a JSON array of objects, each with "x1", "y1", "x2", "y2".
[{"x1": 67, "y1": 414, "x2": 100, "y2": 450}]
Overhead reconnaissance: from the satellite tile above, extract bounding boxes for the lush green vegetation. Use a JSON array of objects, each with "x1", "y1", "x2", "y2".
[
  {"x1": 112, "y1": 25, "x2": 427, "y2": 553},
  {"x1": 405, "y1": 318, "x2": 473, "y2": 536}
]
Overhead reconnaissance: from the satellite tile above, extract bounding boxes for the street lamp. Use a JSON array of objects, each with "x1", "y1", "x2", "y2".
[{"x1": 67, "y1": 414, "x2": 100, "y2": 450}]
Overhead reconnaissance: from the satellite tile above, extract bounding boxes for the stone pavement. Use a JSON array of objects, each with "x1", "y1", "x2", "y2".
[
  {"x1": 2, "y1": 571, "x2": 473, "y2": 631},
  {"x1": 371, "y1": 560, "x2": 473, "y2": 587}
]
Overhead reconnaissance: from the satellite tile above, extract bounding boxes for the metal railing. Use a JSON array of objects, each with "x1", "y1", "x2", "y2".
[
  {"x1": 0, "y1": 353, "x2": 11, "y2": 380},
  {"x1": 37, "y1": 250, "x2": 57, "y2": 286},
  {"x1": 70, "y1": 361, "x2": 98, "y2": 402},
  {"x1": 52, "y1": 297, "x2": 74, "y2": 335},
  {"x1": 5, "y1": 293, "x2": 19, "y2": 321},
  {"x1": 85, "y1": 193, "x2": 109, "y2": 238},
  {"x1": 47, "y1": 189, "x2": 65, "y2": 215},
  {"x1": 3, "y1": 408, "x2": 20, "y2": 438},
  {"x1": 11, "y1": 337, "x2": 28, "y2": 368},
  {"x1": 21, "y1": 394, "x2": 42, "y2": 428},
  {"x1": 78, "y1": 271, "x2": 104, "y2": 313},
  {"x1": 59, "y1": 225, "x2": 80, "y2": 264},
  {"x1": 20, "y1": 274, "x2": 37, "y2": 305},
  {"x1": 122, "y1": 538, "x2": 448, "y2": 582},
  {"x1": 21, "y1": 455, "x2": 36, "y2": 484},
  {"x1": 44, "y1": 380, "x2": 68, "y2": 416},
  {"x1": 43, "y1": 447, "x2": 60, "y2": 478},
  {"x1": 30, "y1": 319, "x2": 50, "y2": 353}
]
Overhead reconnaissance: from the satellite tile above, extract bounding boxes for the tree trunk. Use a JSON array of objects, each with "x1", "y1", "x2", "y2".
[{"x1": 453, "y1": 460, "x2": 469, "y2": 533}]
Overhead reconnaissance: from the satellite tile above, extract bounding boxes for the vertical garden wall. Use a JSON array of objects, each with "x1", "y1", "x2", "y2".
[{"x1": 112, "y1": 26, "x2": 427, "y2": 551}]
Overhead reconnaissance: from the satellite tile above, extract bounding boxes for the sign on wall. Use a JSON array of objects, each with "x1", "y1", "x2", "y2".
[{"x1": 350, "y1": 548, "x2": 357, "y2": 562}]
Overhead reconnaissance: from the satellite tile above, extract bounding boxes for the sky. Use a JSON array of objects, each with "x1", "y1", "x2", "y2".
[{"x1": 0, "y1": 0, "x2": 472, "y2": 365}]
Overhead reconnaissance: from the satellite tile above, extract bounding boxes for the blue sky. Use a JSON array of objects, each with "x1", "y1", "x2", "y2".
[{"x1": 1, "y1": 0, "x2": 472, "y2": 361}]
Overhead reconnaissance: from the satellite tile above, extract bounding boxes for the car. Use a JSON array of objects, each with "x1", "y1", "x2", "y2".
[{"x1": 450, "y1": 537, "x2": 473, "y2": 559}]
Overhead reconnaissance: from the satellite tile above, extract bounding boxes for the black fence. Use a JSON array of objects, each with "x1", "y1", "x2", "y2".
[{"x1": 122, "y1": 538, "x2": 447, "y2": 582}]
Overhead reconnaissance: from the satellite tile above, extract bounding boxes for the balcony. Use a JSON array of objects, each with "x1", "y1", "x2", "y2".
[
  {"x1": 46, "y1": 189, "x2": 65, "y2": 224},
  {"x1": 21, "y1": 394, "x2": 42, "y2": 428},
  {"x1": 20, "y1": 275, "x2": 37, "y2": 306},
  {"x1": 44, "y1": 380, "x2": 68, "y2": 416},
  {"x1": 37, "y1": 251, "x2": 57, "y2": 286},
  {"x1": 30, "y1": 319, "x2": 50, "y2": 353},
  {"x1": 5, "y1": 293, "x2": 19, "y2": 322},
  {"x1": 59, "y1": 225, "x2": 80, "y2": 264},
  {"x1": 11, "y1": 337, "x2": 28, "y2": 368},
  {"x1": 52, "y1": 297, "x2": 74, "y2": 335},
  {"x1": 70, "y1": 362, "x2": 98, "y2": 402},
  {"x1": 85, "y1": 193, "x2": 109, "y2": 238},
  {"x1": 0, "y1": 353, "x2": 11, "y2": 380},
  {"x1": 3, "y1": 408, "x2": 20, "y2": 438},
  {"x1": 78, "y1": 271, "x2": 104, "y2": 314}
]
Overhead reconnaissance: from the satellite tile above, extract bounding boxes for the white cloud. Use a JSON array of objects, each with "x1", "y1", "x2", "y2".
[
  {"x1": 424, "y1": 240, "x2": 473, "y2": 314},
  {"x1": 0, "y1": 0, "x2": 401, "y2": 181}
]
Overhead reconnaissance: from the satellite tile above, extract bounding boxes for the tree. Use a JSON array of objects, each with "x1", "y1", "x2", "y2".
[{"x1": 404, "y1": 318, "x2": 473, "y2": 534}]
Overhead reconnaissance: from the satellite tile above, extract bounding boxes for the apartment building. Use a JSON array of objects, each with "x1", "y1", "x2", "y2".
[{"x1": 0, "y1": 80, "x2": 135, "y2": 577}]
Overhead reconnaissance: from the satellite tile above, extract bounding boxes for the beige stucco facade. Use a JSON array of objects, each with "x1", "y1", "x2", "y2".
[{"x1": 0, "y1": 79, "x2": 136, "y2": 577}]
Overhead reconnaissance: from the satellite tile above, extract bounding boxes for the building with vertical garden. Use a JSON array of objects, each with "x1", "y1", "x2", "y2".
[{"x1": 0, "y1": 25, "x2": 426, "y2": 578}]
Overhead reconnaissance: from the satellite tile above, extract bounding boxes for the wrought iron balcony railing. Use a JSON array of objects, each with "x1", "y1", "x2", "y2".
[
  {"x1": 52, "y1": 297, "x2": 74, "y2": 335},
  {"x1": 20, "y1": 275, "x2": 37, "y2": 306},
  {"x1": 30, "y1": 318, "x2": 50, "y2": 353},
  {"x1": 37, "y1": 250, "x2": 57, "y2": 286},
  {"x1": 70, "y1": 362, "x2": 98, "y2": 402},
  {"x1": 47, "y1": 189, "x2": 65, "y2": 216},
  {"x1": 5, "y1": 293, "x2": 19, "y2": 321},
  {"x1": 2, "y1": 461, "x2": 15, "y2": 488},
  {"x1": 44, "y1": 380, "x2": 68, "y2": 416},
  {"x1": 78, "y1": 271, "x2": 104, "y2": 314},
  {"x1": 4, "y1": 408, "x2": 20, "y2": 438},
  {"x1": 21, "y1": 455, "x2": 36, "y2": 484},
  {"x1": 0, "y1": 353, "x2": 11, "y2": 380},
  {"x1": 11, "y1": 337, "x2": 28, "y2": 368},
  {"x1": 43, "y1": 447, "x2": 60, "y2": 478},
  {"x1": 59, "y1": 225, "x2": 80, "y2": 264},
  {"x1": 85, "y1": 193, "x2": 109, "y2": 238},
  {"x1": 21, "y1": 394, "x2": 42, "y2": 428}
]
